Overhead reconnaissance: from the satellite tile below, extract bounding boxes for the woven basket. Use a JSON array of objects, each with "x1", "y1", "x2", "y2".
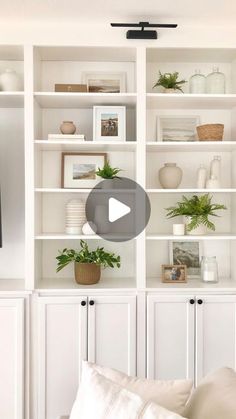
[
  {"x1": 197, "y1": 124, "x2": 224, "y2": 141},
  {"x1": 74, "y1": 262, "x2": 101, "y2": 285}
]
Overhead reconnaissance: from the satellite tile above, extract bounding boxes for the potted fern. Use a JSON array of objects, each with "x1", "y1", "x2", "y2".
[
  {"x1": 96, "y1": 161, "x2": 122, "y2": 189},
  {"x1": 56, "y1": 240, "x2": 121, "y2": 285},
  {"x1": 153, "y1": 71, "x2": 187, "y2": 93},
  {"x1": 166, "y1": 194, "x2": 226, "y2": 235}
]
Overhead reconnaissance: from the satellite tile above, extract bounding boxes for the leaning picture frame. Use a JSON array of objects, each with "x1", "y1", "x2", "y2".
[
  {"x1": 93, "y1": 106, "x2": 126, "y2": 142},
  {"x1": 162, "y1": 264, "x2": 187, "y2": 283},
  {"x1": 61, "y1": 152, "x2": 107, "y2": 189},
  {"x1": 82, "y1": 71, "x2": 126, "y2": 93},
  {"x1": 157, "y1": 115, "x2": 200, "y2": 142},
  {"x1": 169, "y1": 240, "x2": 202, "y2": 279}
]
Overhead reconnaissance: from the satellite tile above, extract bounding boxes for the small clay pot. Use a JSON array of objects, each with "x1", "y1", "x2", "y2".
[
  {"x1": 60, "y1": 121, "x2": 76, "y2": 135},
  {"x1": 74, "y1": 262, "x2": 101, "y2": 285}
]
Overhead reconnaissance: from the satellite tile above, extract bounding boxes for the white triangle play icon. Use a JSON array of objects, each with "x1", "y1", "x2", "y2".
[{"x1": 109, "y1": 197, "x2": 131, "y2": 222}]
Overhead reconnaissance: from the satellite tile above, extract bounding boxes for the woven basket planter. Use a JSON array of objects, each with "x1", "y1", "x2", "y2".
[
  {"x1": 74, "y1": 262, "x2": 101, "y2": 285},
  {"x1": 197, "y1": 124, "x2": 224, "y2": 141}
]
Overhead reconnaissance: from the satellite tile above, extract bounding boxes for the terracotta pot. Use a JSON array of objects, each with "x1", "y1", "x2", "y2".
[
  {"x1": 60, "y1": 121, "x2": 76, "y2": 135},
  {"x1": 74, "y1": 262, "x2": 101, "y2": 285}
]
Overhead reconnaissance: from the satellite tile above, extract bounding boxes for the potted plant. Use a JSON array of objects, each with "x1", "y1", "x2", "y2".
[
  {"x1": 153, "y1": 71, "x2": 187, "y2": 93},
  {"x1": 165, "y1": 194, "x2": 226, "y2": 235},
  {"x1": 96, "y1": 161, "x2": 122, "y2": 188},
  {"x1": 56, "y1": 240, "x2": 121, "y2": 285}
]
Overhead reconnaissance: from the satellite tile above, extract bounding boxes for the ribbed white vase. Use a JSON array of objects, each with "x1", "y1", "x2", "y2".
[{"x1": 65, "y1": 199, "x2": 86, "y2": 235}]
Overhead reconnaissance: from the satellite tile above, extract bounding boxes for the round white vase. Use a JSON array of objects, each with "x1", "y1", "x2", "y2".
[
  {"x1": 159, "y1": 163, "x2": 183, "y2": 189},
  {"x1": 0, "y1": 69, "x2": 22, "y2": 91},
  {"x1": 184, "y1": 216, "x2": 208, "y2": 235}
]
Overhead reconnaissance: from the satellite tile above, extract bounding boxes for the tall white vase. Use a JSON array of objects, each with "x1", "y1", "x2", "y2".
[{"x1": 159, "y1": 163, "x2": 183, "y2": 189}]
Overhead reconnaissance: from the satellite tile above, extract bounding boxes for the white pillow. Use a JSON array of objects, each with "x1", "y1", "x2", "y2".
[
  {"x1": 70, "y1": 362, "x2": 186, "y2": 419},
  {"x1": 85, "y1": 362, "x2": 192, "y2": 415},
  {"x1": 183, "y1": 367, "x2": 236, "y2": 419}
]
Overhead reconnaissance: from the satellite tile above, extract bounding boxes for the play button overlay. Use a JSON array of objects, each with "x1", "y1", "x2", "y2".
[
  {"x1": 109, "y1": 198, "x2": 131, "y2": 222},
  {"x1": 85, "y1": 177, "x2": 151, "y2": 242}
]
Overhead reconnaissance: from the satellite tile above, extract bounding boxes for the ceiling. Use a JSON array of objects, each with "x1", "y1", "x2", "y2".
[{"x1": 0, "y1": 0, "x2": 236, "y2": 25}]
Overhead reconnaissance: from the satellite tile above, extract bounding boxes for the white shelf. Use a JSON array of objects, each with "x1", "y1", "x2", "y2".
[
  {"x1": 146, "y1": 277, "x2": 236, "y2": 291},
  {"x1": 146, "y1": 189, "x2": 236, "y2": 193},
  {"x1": 36, "y1": 277, "x2": 136, "y2": 291},
  {"x1": 35, "y1": 233, "x2": 135, "y2": 240},
  {"x1": 34, "y1": 92, "x2": 137, "y2": 109},
  {"x1": 35, "y1": 188, "x2": 135, "y2": 193},
  {"x1": 146, "y1": 234, "x2": 236, "y2": 240},
  {"x1": 0, "y1": 92, "x2": 24, "y2": 108},
  {"x1": 146, "y1": 141, "x2": 236, "y2": 152},
  {"x1": 147, "y1": 93, "x2": 236, "y2": 110},
  {"x1": 35, "y1": 140, "x2": 137, "y2": 152}
]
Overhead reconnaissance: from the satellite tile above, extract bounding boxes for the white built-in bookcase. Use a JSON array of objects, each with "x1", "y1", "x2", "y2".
[{"x1": 2, "y1": 45, "x2": 236, "y2": 291}]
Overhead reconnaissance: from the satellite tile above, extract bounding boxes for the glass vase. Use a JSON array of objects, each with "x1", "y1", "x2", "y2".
[
  {"x1": 189, "y1": 70, "x2": 206, "y2": 94},
  {"x1": 206, "y1": 67, "x2": 225, "y2": 94},
  {"x1": 201, "y1": 256, "x2": 219, "y2": 283}
]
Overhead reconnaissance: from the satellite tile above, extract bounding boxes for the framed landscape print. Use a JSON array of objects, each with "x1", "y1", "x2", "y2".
[
  {"x1": 93, "y1": 106, "x2": 126, "y2": 142},
  {"x1": 82, "y1": 72, "x2": 126, "y2": 93},
  {"x1": 169, "y1": 240, "x2": 202, "y2": 278},
  {"x1": 157, "y1": 115, "x2": 200, "y2": 142},
  {"x1": 61, "y1": 152, "x2": 107, "y2": 188},
  {"x1": 162, "y1": 264, "x2": 187, "y2": 283}
]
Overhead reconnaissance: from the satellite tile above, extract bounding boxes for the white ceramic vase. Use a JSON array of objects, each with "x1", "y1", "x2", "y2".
[
  {"x1": 94, "y1": 205, "x2": 110, "y2": 234},
  {"x1": 184, "y1": 216, "x2": 208, "y2": 235},
  {"x1": 101, "y1": 179, "x2": 114, "y2": 189},
  {"x1": 0, "y1": 69, "x2": 22, "y2": 91},
  {"x1": 159, "y1": 163, "x2": 183, "y2": 189},
  {"x1": 82, "y1": 221, "x2": 97, "y2": 235},
  {"x1": 65, "y1": 199, "x2": 86, "y2": 235}
]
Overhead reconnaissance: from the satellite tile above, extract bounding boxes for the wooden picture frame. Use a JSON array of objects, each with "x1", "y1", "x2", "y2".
[
  {"x1": 162, "y1": 264, "x2": 187, "y2": 283},
  {"x1": 61, "y1": 152, "x2": 107, "y2": 189}
]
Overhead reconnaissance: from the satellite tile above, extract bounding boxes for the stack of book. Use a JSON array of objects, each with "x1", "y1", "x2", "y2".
[{"x1": 48, "y1": 134, "x2": 85, "y2": 141}]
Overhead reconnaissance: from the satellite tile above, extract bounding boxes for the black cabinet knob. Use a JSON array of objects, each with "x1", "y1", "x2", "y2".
[
  {"x1": 81, "y1": 300, "x2": 86, "y2": 306},
  {"x1": 89, "y1": 300, "x2": 95, "y2": 306},
  {"x1": 198, "y1": 299, "x2": 203, "y2": 305},
  {"x1": 189, "y1": 299, "x2": 195, "y2": 305}
]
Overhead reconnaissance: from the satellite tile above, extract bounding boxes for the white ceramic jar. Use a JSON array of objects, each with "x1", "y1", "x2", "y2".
[
  {"x1": 159, "y1": 163, "x2": 183, "y2": 189},
  {"x1": 0, "y1": 69, "x2": 22, "y2": 91}
]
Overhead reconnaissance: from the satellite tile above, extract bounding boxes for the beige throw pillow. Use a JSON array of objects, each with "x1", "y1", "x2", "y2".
[
  {"x1": 69, "y1": 362, "x2": 187, "y2": 419},
  {"x1": 184, "y1": 367, "x2": 236, "y2": 419},
  {"x1": 83, "y1": 362, "x2": 192, "y2": 415}
]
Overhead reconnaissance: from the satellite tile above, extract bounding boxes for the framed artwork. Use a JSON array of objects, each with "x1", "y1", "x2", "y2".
[
  {"x1": 82, "y1": 72, "x2": 126, "y2": 93},
  {"x1": 162, "y1": 264, "x2": 187, "y2": 283},
  {"x1": 157, "y1": 115, "x2": 200, "y2": 142},
  {"x1": 169, "y1": 241, "x2": 202, "y2": 278},
  {"x1": 93, "y1": 106, "x2": 126, "y2": 142},
  {"x1": 61, "y1": 152, "x2": 107, "y2": 188}
]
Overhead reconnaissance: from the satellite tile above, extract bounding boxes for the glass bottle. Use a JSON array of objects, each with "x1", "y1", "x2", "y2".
[
  {"x1": 201, "y1": 256, "x2": 219, "y2": 283},
  {"x1": 206, "y1": 67, "x2": 225, "y2": 94},
  {"x1": 189, "y1": 69, "x2": 206, "y2": 94}
]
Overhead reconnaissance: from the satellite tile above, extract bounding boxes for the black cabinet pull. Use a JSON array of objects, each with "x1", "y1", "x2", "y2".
[
  {"x1": 198, "y1": 299, "x2": 203, "y2": 305},
  {"x1": 189, "y1": 299, "x2": 195, "y2": 305},
  {"x1": 81, "y1": 300, "x2": 86, "y2": 306},
  {"x1": 89, "y1": 300, "x2": 95, "y2": 306}
]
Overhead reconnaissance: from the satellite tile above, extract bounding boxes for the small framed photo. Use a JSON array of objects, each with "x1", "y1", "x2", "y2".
[
  {"x1": 61, "y1": 152, "x2": 107, "y2": 188},
  {"x1": 82, "y1": 72, "x2": 126, "y2": 93},
  {"x1": 93, "y1": 106, "x2": 126, "y2": 142},
  {"x1": 162, "y1": 264, "x2": 187, "y2": 283},
  {"x1": 169, "y1": 241, "x2": 202, "y2": 279},
  {"x1": 157, "y1": 115, "x2": 200, "y2": 142}
]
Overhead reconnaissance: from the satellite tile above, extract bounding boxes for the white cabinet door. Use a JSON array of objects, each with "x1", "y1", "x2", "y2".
[
  {"x1": 196, "y1": 295, "x2": 236, "y2": 385},
  {"x1": 88, "y1": 296, "x2": 136, "y2": 376},
  {"x1": 38, "y1": 296, "x2": 87, "y2": 419},
  {"x1": 147, "y1": 295, "x2": 195, "y2": 380},
  {"x1": 0, "y1": 298, "x2": 24, "y2": 419}
]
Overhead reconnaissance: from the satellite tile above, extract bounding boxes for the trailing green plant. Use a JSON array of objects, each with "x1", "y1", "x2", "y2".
[
  {"x1": 153, "y1": 71, "x2": 187, "y2": 92},
  {"x1": 96, "y1": 161, "x2": 122, "y2": 179},
  {"x1": 56, "y1": 240, "x2": 121, "y2": 272},
  {"x1": 165, "y1": 194, "x2": 227, "y2": 232}
]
